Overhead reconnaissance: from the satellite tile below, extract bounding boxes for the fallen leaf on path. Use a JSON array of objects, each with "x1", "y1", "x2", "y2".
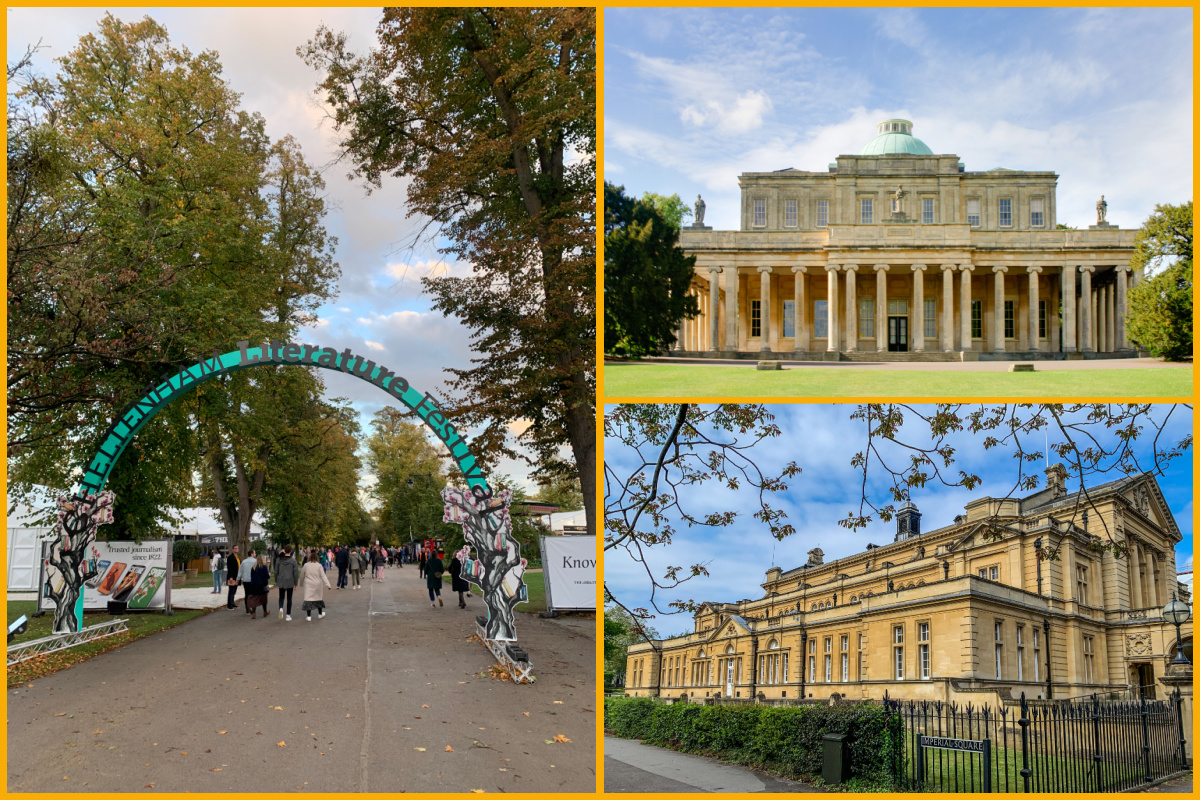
[
  {"x1": 522, "y1": 712, "x2": 530, "y2": 717},
  {"x1": 145, "y1": 784, "x2": 154, "y2": 789},
  {"x1": 218, "y1": 731, "x2": 227, "y2": 735},
  {"x1": 273, "y1": 706, "x2": 284, "y2": 711},
  {"x1": 54, "y1": 713, "x2": 66, "y2": 717},
  {"x1": 92, "y1": 730, "x2": 103, "y2": 735},
  {"x1": 445, "y1": 745, "x2": 454, "y2": 752},
  {"x1": 553, "y1": 734, "x2": 571, "y2": 743},
  {"x1": 181, "y1": 751, "x2": 188, "y2": 756},
  {"x1": 422, "y1": 705, "x2": 430, "y2": 708},
  {"x1": 553, "y1": 701, "x2": 563, "y2": 705},
  {"x1": 210, "y1": 768, "x2": 222, "y2": 772},
  {"x1": 277, "y1": 741, "x2": 286, "y2": 747},
  {"x1": 414, "y1": 747, "x2": 426, "y2": 752}
]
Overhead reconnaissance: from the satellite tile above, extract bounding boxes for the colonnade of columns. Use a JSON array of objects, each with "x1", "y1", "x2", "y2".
[
  {"x1": 675, "y1": 263, "x2": 1132, "y2": 355},
  {"x1": 1127, "y1": 539, "x2": 1164, "y2": 611}
]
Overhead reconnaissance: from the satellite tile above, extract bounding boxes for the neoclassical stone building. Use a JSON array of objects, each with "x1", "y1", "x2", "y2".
[
  {"x1": 624, "y1": 467, "x2": 1190, "y2": 707},
  {"x1": 675, "y1": 120, "x2": 1141, "y2": 360}
]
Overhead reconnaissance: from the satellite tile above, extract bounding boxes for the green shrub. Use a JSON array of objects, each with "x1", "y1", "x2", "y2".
[
  {"x1": 171, "y1": 538, "x2": 201, "y2": 569},
  {"x1": 604, "y1": 696, "x2": 900, "y2": 785}
]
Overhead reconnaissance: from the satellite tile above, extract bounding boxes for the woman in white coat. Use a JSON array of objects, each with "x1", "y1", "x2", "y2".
[{"x1": 299, "y1": 550, "x2": 331, "y2": 621}]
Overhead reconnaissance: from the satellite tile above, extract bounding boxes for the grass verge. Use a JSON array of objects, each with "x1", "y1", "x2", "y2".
[
  {"x1": 441, "y1": 570, "x2": 547, "y2": 613},
  {"x1": 7, "y1": 600, "x2": 212, "y2": 687}
]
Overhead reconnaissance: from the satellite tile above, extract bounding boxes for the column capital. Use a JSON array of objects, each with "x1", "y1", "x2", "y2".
[
  {"x1": 873, "y1": 263, "x2": 889, "y2": 273},
  {"x1": 843, "y1": 263, "x2": 859, "y2": 273},
  {"x1": 756, "y1": 266, "x2": 773, "y2": 274},
  {"x1": 991, "y1": 265, "x2": 1008, "y2": 274},
  {"x1": 706, "y1": 266, "x2": 723, "y2": 274},
  {"x1": 1079, "y1": 265, "x2": 1096, "y2": 274},
  {"x1": 1026, "y1": 265, "x2": 1043, "y2": 274},
  {"x1": 825, "y1": 264, "x2": 840, "y2": 273},
  {"x1": 1114, "y1": 264, "x2": 1131, "y2": 273},
  {"x1": 791, "y1": 265, "x2": 808, "y2": 275},
  {"x1": 940, "y1": 263, "x2": 958, "y2": 272},
  {"x1": 911, "y1": 263, "x2": 928, "y2": 272},
  {"x1": 959, "y1": 264, "x2": 975, "y2": 273}
]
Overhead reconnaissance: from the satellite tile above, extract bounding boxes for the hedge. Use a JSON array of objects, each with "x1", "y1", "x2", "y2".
[{"x1": 605, "y1": 696, "x2": 900, "y2": 784}]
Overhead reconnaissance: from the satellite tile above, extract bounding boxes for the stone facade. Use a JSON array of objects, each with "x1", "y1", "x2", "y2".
[
  {"x1": 624, "y1": 468, "x2": 1191, "y2": 708},
  {"x1": 675, "y1": 121, "x2": 1140, "y2": 361}
]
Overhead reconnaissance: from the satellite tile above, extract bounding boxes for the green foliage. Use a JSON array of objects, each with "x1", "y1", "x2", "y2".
[
  {"x1": 604, "y1": 182, "x2": 700, "y2": 356},
  {"x1": 532, "y1": 472, "x2": 584, "y2": 511},
  {"x1": 604, "y1": 697, "x2": 900, "y2": 785},
  {"x1": 604, "y1": 603, "x2": 660, "y2": 682},
  {"x1": 1126, "y1": 202, "x2": 1193, "y2": 361},
  {"x1": 640, "y1": 191, "x2": 692, "y2": 229},
  {"x1": 171, "y1": 538, "x2": 201, "y2": 568}
]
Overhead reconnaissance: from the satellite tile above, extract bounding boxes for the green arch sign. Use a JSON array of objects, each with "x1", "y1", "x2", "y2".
[{"x1": 78, "y1": 339, "x2": 491, "y2": 499}]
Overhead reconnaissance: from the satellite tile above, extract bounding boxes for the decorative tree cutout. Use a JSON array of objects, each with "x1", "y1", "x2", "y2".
[
  {"x1": 45, "y1": 491, "x2": 116, "y2": 633},
  {"x1": 442, "y1": 486, "x2": 527, "y2": 641}
]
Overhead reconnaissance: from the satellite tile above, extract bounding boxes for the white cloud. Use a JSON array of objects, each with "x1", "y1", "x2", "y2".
[
  {"x1": 363, "y1": 341, "x2": 384, "y2": 351},
  {"x1": 680, "y1": 90, "x2": 773, "y2": 135}
]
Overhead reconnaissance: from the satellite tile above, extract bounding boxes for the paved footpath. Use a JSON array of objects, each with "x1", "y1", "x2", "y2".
[
  {"x1": 604, "y1": 735, "x2": 823, "y2": 793},
  {"x1": 8, "y1": 572, "x2": 595, "y2": 792}
]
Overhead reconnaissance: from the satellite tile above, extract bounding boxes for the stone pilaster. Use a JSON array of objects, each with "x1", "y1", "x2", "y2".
[
  {"x1": 911, "y1": 263, "x2": 926, "y2": 352},
  {"x1": 792, "y1": 266, "x2": 808, "y2": 352},
  {"x1": 1105, "y1": 281, "x2": 1116, "y2": 354},
  {"x1": 1116, "y1": 266, "x2": 1129, "y2": 349},
  {"x1": 1027, "y1": 266, "x2": 1042, "y2": 351},
  {"x1": 825, "y1": 264, "x2": 840, "y2": 352},
  {"x1": 941, "y1": 265, "x2": 955, "y2": 351},
  {"x1": 707, "y1": 267, "x2": 722, "y2": 351},
  {"x1": 757, "y1": 266, "x2": 773, "y2": 352},
  {"x1": 843, "y1": 264, "x2": 858, "y2": 352},
  {"x1": 1079, "y1": 266, "x2": 1095, "y2": 353},
  {"x1": 959, "y1": 265, "x2": 974, "y2": 351},
  {"x1": 724, "y1": 265, "x2": 739, "y2": 352},
  {"x1": 1062, "y1": 266, "x2": 1076, "y2": 353},
  {"x1": 874, "y1": 264, "x2": 888, "y2": 352},
  {"x1": 992, "y1": 266, "x2": 1008, "y2": 353}
]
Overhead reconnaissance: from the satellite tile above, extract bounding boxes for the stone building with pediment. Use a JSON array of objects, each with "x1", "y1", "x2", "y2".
[
  {"x1": 675, "y1": 120, "x2": 1141, "y2": 360},
  {"x1": 624, "y1": 467, "x2": 1190, "y2": 708}
]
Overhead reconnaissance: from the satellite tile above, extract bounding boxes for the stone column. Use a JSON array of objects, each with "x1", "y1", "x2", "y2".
[
  {"x1": 1079, "y1": 266, "x2": 1095, "y2": 353},
  {"x1": 911, "y1": 263, "x2": 926, "y2": 352},
  {"x1": 825, "y1": 265, "x2": 840, "y2": 352},
  {"x1": 1027, "y1": 267, "x2": 1042, "y2": 351},
  {"x1": 940, "y1": 265, "x2": 956, "y2": 351},
  {"x1": 1062, "y1": 266, "x2": 1076, "y2": 352},
  {"x1": 724, "y1": 265, "x2": 739, "y2": 352},
  {"x1": 875, "y1": 264, "x2": 888, "y2": 352},
  {"x1": 960, "y1": 265, "x2": 974, "y2": 350},
  {"x1": 674, "y1": 311, "x2": 685, "y2": 351},
  {"x1": 707, "y1": 267, "x2": 722, "y2": 351},
  {"x1": 843, "y1": 264, "x2": 858, "y2": 352},
  {"x1": 1092, "y1": 286, "x2": 1099, "y2": 352},
  {"x1": 1097, "y1": 285, "x2": 1107, "y2": 352},
  {"x1": 1146, "y1": 551, "x2": 1159, "y2": 608},
  {"x1": 1130, "y1": 541, "x2": 1144, "y2": 609},
  {"x1": 1116, "y1": 266, "x2": 1129, "y2": 349},
  {"x1": 757, "y1": 267, "x2": 773, "y2": 353},
  {"x1": 992, "y1": 266, "x2": 1008, "y2": 353},
  {"x1": 1105, "y1": 281, "x2": 1116, "y2": 355},
  {"x1": 792, "y1": 266, "x2": 808, "y2": 352},
  {"x1": 1048, "y1": 273, "x2": 1060, "y2": 352}
]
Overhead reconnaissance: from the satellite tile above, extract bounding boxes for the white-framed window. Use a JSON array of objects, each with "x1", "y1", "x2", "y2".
[
  {"x1": 1076, "y1": 565, "x2": 1088, "y2": 605},
  {"x1": 893, "y1": 626, "x2": 904, "y2": 680},
  {"x1": 753, "y1": 199, "x2": 767, "y2": 227},
  {"x1": 783, "y1": 300, "x2": 796, "y2": 338},
  {"x1": 824, "y1": 654, "x2": 832, "y2": 682},
  {"x1": 1030, "y1": 197, "x2": 1045, "y2": 227},
  {"x1": 860, "y1": 296, "x2": 876, "y2": 337},
  {"x1": 991, "y1": 566, "x2": 999, "y2": 581},
  {"x1": 841, "y1": 652, "x2": 849, "y2": 682},
  {"x1": 994, "y1": 621, "x2": 1003, "y2": 679},
  {"x1": 751, "y1": 299, "x2": 762, "y2": 337},
  {"x1": 1033, "y1": 628, "x2": 1041, "y2": 683},
  {"x1": 967, "y1": 198, "x2": 981, "y2": 227},
  {"x1": 1016, "y1": 625, "x2": 1025, "y2": 681},
  {"x1": 784, "y1": 199, "x2": 797, "y2": 228},
  {"x1": 887, "y1": 299, "x2": 908, "y2": 316},
  {"x1": 999, "y1": 198, "x2": 1012, "y2": 227},
  {"x1": 922, "y1": 198, "x2": 935, "y2": 224},
  {"x1": 816, "y1": 199, "x2": 829, "y2": 228},
  {"x1": 1004, "y1": 300, "x2": 1015, "y2": 339},
  {"x1": 1083, "y1": 635, "x2": 1095, "y2": 683},
  {"x1": 814, "y1": 300, "x2": 828, "y2": 338},
  {"x1": 924, "y1": 298, "x2": 937, "y2": 339},
  {"x1": 824, "y1": 637, "x2": 832, "y2": 653},
  {"x1": 809, "y1": 655, "x2": 816, "y2": 683},
  {"x1": 860, "y1": 198, "x2": 873, "y2": 224},
  {"x1": 809, "y1": 638, "x2": 817, "y2": 654},
  {"x1": 918, "y1": 622, "x2": 930, "y2": 679}
]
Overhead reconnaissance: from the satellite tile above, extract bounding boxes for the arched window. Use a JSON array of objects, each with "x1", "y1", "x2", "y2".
[
  {"x1": 850, "y1": 595, "x2": 857, "y2": 603},
  {"x1": 768, "y1": 639, "x2": 779, "y2": 650},
  {"x1": 812, "y1": 603, "x2": 818, "y2": 611},
  {"x1": 725, "y1": 644, "x2": 735, "y2": 655}
]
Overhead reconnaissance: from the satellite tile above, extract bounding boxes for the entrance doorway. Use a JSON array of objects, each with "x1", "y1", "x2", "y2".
[
  {"x1": 726, "y1": 660, "x2": 734, "y2": 696},
  {"x1": 887, "y1": 300, "x2": 909, "y2": 352},
  {"x1": 1133, "y1": 663, "x2": 1157, "y2": 699}
]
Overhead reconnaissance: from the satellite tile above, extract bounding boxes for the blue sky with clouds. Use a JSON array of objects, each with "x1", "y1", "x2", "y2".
[
  {"x1": 8, "y1": 7, "x2": 541, "y2": 490},
  {"x1": 605, "y1": 405, "x2": 1192, "y2": 634},
  {"x1": 604, "y1": 7, "x2": 1192, "y2": 232}
]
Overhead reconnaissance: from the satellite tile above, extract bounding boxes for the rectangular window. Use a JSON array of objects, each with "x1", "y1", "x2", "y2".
[
  {"x1": 814, "y1": 300, "x2": 828, "y2": 338},
  {"x1": 1038, "y1": 300, "x2": 1047, "y2": 338},
  {"x1": 1076, "y1": 565, "x2": 1088, "y2": 605},
  {"x1": 1083, "y1": 636, "x2": 1095, "y2": 683},
  {"x1": 967, "y1": 198, "x2": 981, "y2": 227},
  {"x1": 860, "y1": 198, "x2": 873, "y2": 224},
  {"x1": 751, "y1": 299, "x2": 762, "y2": 337},
  {"x1": 999, "y1": 198, "x2": 1012, "y2": 227},
  {"x1": 816, "y1": 199, "x2": 829, "y2": 228},
  {"x1": 841, "y1": 652, "x2": 849, "y2": 682},
  {"x1": 971, "y1": 300, "x2": 983, "y2": 339},
  {"x1": 1004, "y1": 301, "x2": 1014, "y2": 338},
  {"x1": 1017, "y1": 626, "x2": 1024, "y2": 680},
  {"x1": 809, "y1": 656, "x2": 815, "y2": 683},
  {"x1": 841, "y1": 635, "x2": 849, "y2": 652},
  {"x1": 894, "y1": 626, "x2": 904, "y2": 680},
  {"x1": 995, "y1": 621, "x2": 1003, "y2": 680},
  {"x1": 922, "y1": 198, "x2": 935, "y2": 224},
  {"x1": 887, "y1": 299, "x2": 908, "y2": 316},
  {"x1": 1033, "y1": 629, "x2": 1041, "y2": 683},
  {"x1": 924, "y1": 298, "x2": 937, "y2": 340},
  {"x1": 1030, "y1": 197, "x2": 1044, "y2": 227},
  {"x1": 824, "y1": 637, "x2": 832, "y2": 653},
  {"x1": 784, "y1": 199, "x2": 797, "y2": 228},
  {"x1": 753, "y1": 199, "x2": 767, "y2": 227},
  {"x1": 990, "y1": 566, "x2": 999, "y2": 581},
  {"x1": 918, "y1": 623, "x2": 930, "y2": 679},
  {"x1": 979, "y1": 568, "x2": 987, "y2": 579},
  {"x1": 860, "y1": 297, "x2": 876, "y2": 338},
  {"x1": 783, "y1": 300, "x2": 796, "y2": 338},
  {"x1": 824, "y1": 655, "x2": 831, "y2": 682}
]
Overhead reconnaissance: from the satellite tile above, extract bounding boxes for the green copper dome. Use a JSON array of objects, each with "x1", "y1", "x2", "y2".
[{"x1": 858, "y1": 119, "x2": 934, "y2": 156}]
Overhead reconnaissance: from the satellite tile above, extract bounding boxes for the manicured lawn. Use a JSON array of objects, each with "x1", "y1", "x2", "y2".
[
  {"x1": 604, "y1": 363, "x2": 1193, "y2": 398},
  {"x1": 443, "y1": 570, "x2": 547, "y2": 614},
  {"x1": 7, "y1": 600, "x2": 211, "y2": 687}
]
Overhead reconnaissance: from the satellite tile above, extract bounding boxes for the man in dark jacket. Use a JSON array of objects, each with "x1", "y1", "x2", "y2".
[
  {"x1": 225, "y1": 545, "x2": 242, "y2": 610},
  {"x1": 273, "y1": 545, "x2": 301, "y2": 620},
  {"x1": 335, "y1": 545, "x2": 349, "y2": 589}
]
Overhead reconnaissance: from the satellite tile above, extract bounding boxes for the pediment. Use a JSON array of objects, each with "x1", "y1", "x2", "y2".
[
  {"x1": 1123, "y1": 476, "x2": 1181, "y2": 541},
  {"x1": 709, "y1": 615, "x2": 753, "y2": 641}
]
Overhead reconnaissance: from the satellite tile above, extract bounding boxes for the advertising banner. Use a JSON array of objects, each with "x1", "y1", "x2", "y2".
[
  {"x1": 37, "y1": 539, "x2": 172, "y2": 612},
  {"x1": 539, "y1": 535, "x2": 596, "y2": 611}
]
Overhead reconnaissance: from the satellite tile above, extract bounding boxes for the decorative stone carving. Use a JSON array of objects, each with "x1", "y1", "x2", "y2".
[
  {"x1": 1133, "y1": 484, "x2": 1152, "y2": 517},
  {"x1": 694, "y1": 194, "x2": 706, "y2": 226},
  {"x1": 1097, "y1": 195, "x2": 1107, "y2": 225},
  {"x1": 1126, "y1": 632, "x2": 1153, "y2": 656},
  {"x1": 807, "y1": 547, "x2": 825, "y2": 566}
]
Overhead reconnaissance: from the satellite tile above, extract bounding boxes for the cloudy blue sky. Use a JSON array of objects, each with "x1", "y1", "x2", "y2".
[
  {"x1": 605, "y1": 404, "x2": 1193, "y2": 634},
  {"x1": 604, "y1": 7, "x2": 1193, "y2": 232},
  {"x1": 8, "y1": 8, "x2": 538, "y2": 490}
]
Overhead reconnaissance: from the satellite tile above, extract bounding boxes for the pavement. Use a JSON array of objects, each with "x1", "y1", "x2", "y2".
[
  {"x1": 7, "y1": 570, "x2": 596, "y2": 792},
  {"x1": 1143, "y1": 772, "x2": 1193, "y2": 792},
  {"x1": 604, "y1": 735, "x2": 823, "y2": 793},
  {"x1": 618, "y1": 356, "x2": 1190, "y2": 372}
]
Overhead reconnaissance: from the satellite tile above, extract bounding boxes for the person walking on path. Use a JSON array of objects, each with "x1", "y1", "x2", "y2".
[
  {"x1": 373, "y1": 547, "x2": 387, "y2": 582},
  {"x1": 426, "y1": 549, "x2": 445, "y2": 608},
  {"x1": 246, "y1": 556, "x2": 271, "y2": 619},
  {"x1": 448, "y1": 552, "x2": 470, "y2": 609},
  {"x1": 348, "y1": 547, "x2": 363, "y2": 589},
  {"x1": 335, "y1": 545, "x2": 349, "y2": 589},
  {"x1": 417, "y1": 548, "x2": 426, "y2": 579},
  {"x1": 299, "y1": 550, "x2": 331, "y2": 621},
  {"x1": 274, "y1": 545, "x2": 300, "y2": 620},
  {"x1": 239, "y1": 549, "x2": 258, "y2": 615},
  {"x1": 225, "y1": 546, "x2": 242, "y2": 610},
  {"x1": 211, "y1": 550, "x2": 225, "y2": 594}
]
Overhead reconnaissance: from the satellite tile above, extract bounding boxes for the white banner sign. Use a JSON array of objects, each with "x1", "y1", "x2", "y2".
[
  {"x1": 37, "y1": 539, "x2": 172, "y2": 611},
  {"x1": 540, "y1": 535, "x2": 596, "y2": 610}
]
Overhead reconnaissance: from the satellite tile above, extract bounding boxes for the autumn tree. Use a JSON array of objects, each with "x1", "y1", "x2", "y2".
[
  {"x1": 1126, "y1": 201, "x2": 1193, "y2": 361},
  {"x1": 604, "y1": 182, "x2": 699, "y2": 356},
  {"x1": 301, "y1": 7, "x2": 597, "y2": 536}
]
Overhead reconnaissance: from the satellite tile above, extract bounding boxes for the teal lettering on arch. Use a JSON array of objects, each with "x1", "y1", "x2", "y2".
[{"x1": 77, "y1": 341, "x2": 491, "y2": 499}]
